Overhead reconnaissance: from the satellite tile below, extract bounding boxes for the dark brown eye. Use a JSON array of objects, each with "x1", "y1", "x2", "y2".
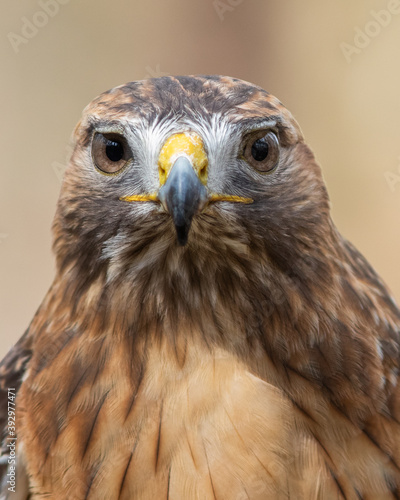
[
  {"x1": 243, "y1": 130, "x2": 280, "y2": 173},
  {"x1": 92, "y1": 132, "x2": 131, "y2": 174}
]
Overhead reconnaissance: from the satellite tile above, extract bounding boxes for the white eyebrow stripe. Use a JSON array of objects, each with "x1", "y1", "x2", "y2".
[{"x1": 236, "y1": 118, "x2": 278, "y2": 133}]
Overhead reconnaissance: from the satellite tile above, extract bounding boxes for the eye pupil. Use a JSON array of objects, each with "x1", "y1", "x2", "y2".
[
  {"x1": 251, "y1": 139, "x2": 269, "y2": 162},
  {"x1": 106, "y1": 140, "x2": 124, "y2": 162}
]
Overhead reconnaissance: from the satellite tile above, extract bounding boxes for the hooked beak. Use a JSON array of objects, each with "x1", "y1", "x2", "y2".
[
  {"x1": 120, "y1": 132, "x2": 253, "y2": 246},
  {"x1": 158, "y1": 156, "x2": 208, "y2": 246}
]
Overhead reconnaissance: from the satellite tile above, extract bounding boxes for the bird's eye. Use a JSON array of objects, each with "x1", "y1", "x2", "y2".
[
  {"x1": 92, "y1": 132, "x2": 132, "y2": 174},
  {"x1": 242, "y1": 130, "x2": 280, "y2": 173}
]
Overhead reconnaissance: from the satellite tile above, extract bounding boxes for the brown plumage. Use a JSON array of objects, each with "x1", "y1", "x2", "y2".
[{"x1": 1, "y1": 75, "x2": 400, "y2": 499}]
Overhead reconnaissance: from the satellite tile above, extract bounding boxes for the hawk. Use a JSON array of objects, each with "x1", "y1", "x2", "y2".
[{"x1": 1, "y1": 75, "x2": 399, "y2": 500}]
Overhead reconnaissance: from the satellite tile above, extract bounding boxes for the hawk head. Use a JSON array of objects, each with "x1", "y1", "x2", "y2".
[{"x1": 53, "y1": 75, "x2": 336, "y2": 341}]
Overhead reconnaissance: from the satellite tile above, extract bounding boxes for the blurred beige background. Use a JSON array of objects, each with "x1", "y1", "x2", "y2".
[{"x1": 1, "y1": 0, "x2": 400, "y2": 358}]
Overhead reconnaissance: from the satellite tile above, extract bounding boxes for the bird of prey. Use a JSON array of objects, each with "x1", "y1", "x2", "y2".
[{"x1": 0, "y1": 75, "x2": 399, "y2": 500}]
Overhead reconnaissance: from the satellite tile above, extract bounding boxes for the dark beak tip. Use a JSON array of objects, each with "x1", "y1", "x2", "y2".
[
  {"x1": 174, "y1": 223, "x2": 190, "y2": 246},
  {"x1": 160, "y1": 156, "x2": 207, "y2": 246}
]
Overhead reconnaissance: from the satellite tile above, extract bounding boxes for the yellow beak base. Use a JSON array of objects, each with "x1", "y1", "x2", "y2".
[{"x1": 158, "y1": 132, "x2": 208, "y2": 186}]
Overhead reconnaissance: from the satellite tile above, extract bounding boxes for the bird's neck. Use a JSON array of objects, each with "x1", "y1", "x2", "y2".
[{"x1": 40, "y1": 229, "x2": 397, "y2": 380}]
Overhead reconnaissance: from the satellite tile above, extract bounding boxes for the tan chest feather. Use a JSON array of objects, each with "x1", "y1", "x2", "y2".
[{"x1": 19, "y1": 337, "x2": 397, "y2": 499}]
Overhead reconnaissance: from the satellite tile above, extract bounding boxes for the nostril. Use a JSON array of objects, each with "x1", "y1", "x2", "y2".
[
  {"x1": 198, "y1": 162, "x2": 208, "y2": 184},
  {"x1": 158, "y1": 164, "x2": 168, "y2": 185}
]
